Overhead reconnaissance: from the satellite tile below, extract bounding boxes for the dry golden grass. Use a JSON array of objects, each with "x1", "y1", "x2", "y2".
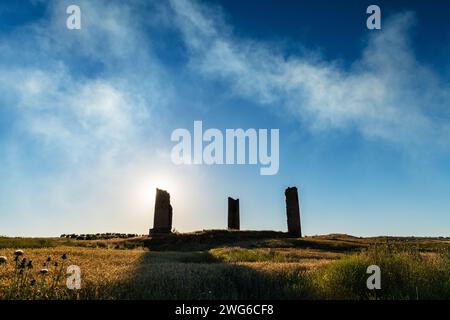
[
  {"x1": 0, "y1": 247, "x2": 142, "y2": 299},
  {"x1": 0, "y1": 246, "x2": 332, "y2": 299},
  {"x1": 0, "y1": 234, "x2": 449, "y2": 300}
]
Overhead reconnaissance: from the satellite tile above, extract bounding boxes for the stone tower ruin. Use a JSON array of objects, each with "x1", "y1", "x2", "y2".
[
  {"x1": 150, "y1": 188, "x2": 173, "y2": 235},
  {"x1": 228, "y1": 197, "x2": 240, "y2": 230},
  {"x1": 285, "y1": 187, "x2": 302, "y2": 237}
]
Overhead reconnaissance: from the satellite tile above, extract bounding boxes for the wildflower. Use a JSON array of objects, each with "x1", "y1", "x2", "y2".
[
  {"x1": 19, "y1": 258, "x2": 27, "y2": 269},
  {"x1": 39, "y1": 268, "x2": 49, "y2": 275},
  {"x1": 0, "y1": 256, "x2": 7, "y2": 265},
  {"x1": 14, "y1": 250, "x2": 24, "y2": 256}
]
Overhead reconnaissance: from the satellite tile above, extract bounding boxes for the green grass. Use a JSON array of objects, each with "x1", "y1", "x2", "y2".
[
  {"x1": 0, "y1": 236, "x2": 145, "y2": 250},
  {"x1": 210, "y1": 247, "x2": 342, "y2": 263},
  {"x1": 0, "y1": 237, "x2": 58, "y2": 249},
  {"x1": 311, "y1": 246, "x2": 450, "y2": 299}
]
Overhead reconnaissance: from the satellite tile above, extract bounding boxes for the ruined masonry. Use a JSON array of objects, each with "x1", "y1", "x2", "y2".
[
  {"x1": 150, "y1": 188, "x2": 173, "y2": 234},
  {"x1": 150, "y1": 186, "x2": 303, "y2": 236},
  {"x1": 285, "y1": 187, "x2": 302, "y2": 237},
  {"x1": 227, "y1": 197, "x2": 240, "y2": 230}
]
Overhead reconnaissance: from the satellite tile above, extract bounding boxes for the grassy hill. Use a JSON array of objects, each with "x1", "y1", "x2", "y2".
[{"x1": 0, "y1": 231, "x2": 449, "y2": 300}]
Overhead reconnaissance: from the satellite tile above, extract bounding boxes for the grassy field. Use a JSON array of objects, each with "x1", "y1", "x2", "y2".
[{"x1": 0, "y1": 232, "x2": 449, "y2": 300}]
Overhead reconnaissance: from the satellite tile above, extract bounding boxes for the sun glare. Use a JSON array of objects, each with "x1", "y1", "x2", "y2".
[
  {"x1": 148, "y1": 179, "x2": 173, "y2": 198},
  {"x1": 135, "y1": 174, "x2": 179, "y2": 208}
]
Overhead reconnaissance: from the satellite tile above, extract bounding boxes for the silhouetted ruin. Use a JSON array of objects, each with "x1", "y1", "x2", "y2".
[
  {"x1": 285, "y1": 187, "x2": 302, "y2": 237},
  {"x1": 228, "y1": 197, "x2": 240, "y2": 230},
  {"x1": 150, "y1": 188, "x2": 173, "y2": 235},
  {"x1": 148, "y1": 186, "x2": 304, "y2": 237}
]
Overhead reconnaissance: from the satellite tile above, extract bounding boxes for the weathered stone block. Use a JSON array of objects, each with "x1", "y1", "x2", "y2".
[
  {"x1": 150, "y1": 188, "x2": 173, "y2": 235},
  {"x1": 285, "y1": 187, "x2": 302, "y2": 237},
  {"x1": 228, "y1": 197, "x2": 240, "y2": 230}
]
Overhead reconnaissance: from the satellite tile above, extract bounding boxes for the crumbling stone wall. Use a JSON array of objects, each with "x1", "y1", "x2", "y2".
[
  {"x1": 150, "y1": 188, "x2": 173, "y2": 234},
  {"x1": 228, "y1": 197, "x2": 240, "y2": 230},
  {"x1": 285, "y1": 187, "x2": 302, "y2": 237}
]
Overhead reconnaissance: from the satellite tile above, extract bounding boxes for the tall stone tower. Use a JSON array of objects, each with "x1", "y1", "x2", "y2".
[
  {"x1": 285, "y1": 187, "x2": 302, "y2": 237},
  {"x1": 150, "y1": 188, "x2": 173, "y2": 235},
  {"x1": 228, "y1": 197, "x2": 240, "y2": 230}
]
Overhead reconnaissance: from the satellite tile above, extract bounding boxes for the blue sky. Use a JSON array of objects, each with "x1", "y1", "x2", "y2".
[{"x1": 1, "y1": 0, "x2": 450, "y2": 237}]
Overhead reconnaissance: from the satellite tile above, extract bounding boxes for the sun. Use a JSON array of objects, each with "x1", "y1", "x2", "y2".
[
  {"x1": 133, "y1": 171, "x2": 182, "y2": 211},
  {"x1": 141, "y1": 174, "x2": 179, "y2": 203},
  {"x1": 148, "y1": 179, "x2": 173, "y2": 196}
]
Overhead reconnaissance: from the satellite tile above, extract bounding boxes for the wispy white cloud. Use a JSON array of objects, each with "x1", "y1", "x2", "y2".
[
  {"x1": 0, "y1": 0, "x2": 171, "y2": 161},
  {"x1": 0, "y1": 0, "x2": 177, "y2": 235},
  {"x1": 1, "y1": 0, "x2": 450, "y2": 236},
  {"x1": 170, "y1": 0, "x2": 450, "y2": 147}
]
